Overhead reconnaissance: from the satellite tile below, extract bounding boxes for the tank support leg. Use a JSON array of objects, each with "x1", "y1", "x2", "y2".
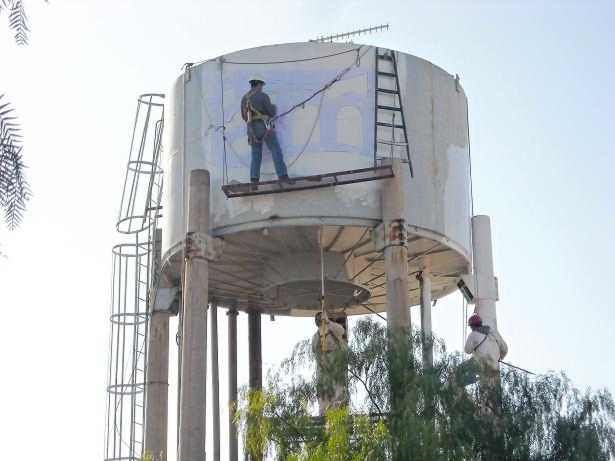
[
  {"x1": 248, "y1": 310, "x2": 263, "y2": 391},
  {"x1": 472, "y1": 215, "x2": 499, "y2": 330},
  {"x1": 418, "y1": 272, "x2": 433, "y2": 369},
  {"x1": 382, "y1": 159, "x2": 412, "y2": 461},
  {"x1": 382, "y1": 159, "x2": 411, "y2": 334},
  {"x1": 247, "y1": 309, "x2": 263, "y2": 461},
  {"x1": 210, "y1": 300, "x2": 221, "y2": 461},
  {"x1": 178, "y1": 169, "x2": 210, "y2": 461},
  {"x1": 144, "y1": 312, "x2": 170, "y2": 460},
  {"x1": 145, "y1": 229, "x2": 170, "y2": 461},
  {"x1": 227, "y1": 306, "x2": 239, "y2": 461}
]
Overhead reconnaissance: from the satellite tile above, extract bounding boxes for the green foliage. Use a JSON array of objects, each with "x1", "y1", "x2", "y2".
[{"x1": 237, "y1": 318, "x2": 615, "y2": 460}]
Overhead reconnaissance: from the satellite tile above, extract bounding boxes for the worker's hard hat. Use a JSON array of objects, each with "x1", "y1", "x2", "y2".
[
  {"x1": 248, "y1": 74, "x2": 266, "y2": 85},
  {"x1": 468, "y1": 314, "x2": 482, "y2": 327}
]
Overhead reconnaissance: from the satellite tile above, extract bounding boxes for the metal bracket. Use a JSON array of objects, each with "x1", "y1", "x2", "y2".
[
  {"x1": 372, "y1": 219, "x2": 408, "y2": 251},
  {"x1": 151, "y1": 286, "x2": 180, "y2": 314},
  {"x1": 185, "y1": 232, "x2": 224, "y2": 261},
  {"x1": 457, "y1": 273, "x2": 499, "y2": 304}
]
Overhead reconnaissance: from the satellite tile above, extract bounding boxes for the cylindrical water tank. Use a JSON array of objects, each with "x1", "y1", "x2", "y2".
[{"x1": 161, "y1": 42, "x2": 471, "y2": 316}]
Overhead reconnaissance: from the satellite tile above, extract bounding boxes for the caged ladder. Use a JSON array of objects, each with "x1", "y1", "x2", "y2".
[
  {"x1": 105, "y1": 94, "x2": 165, "y2": 461},
  {"x1": 374, "y1": 47, "x2": 414, "y2": 176}
]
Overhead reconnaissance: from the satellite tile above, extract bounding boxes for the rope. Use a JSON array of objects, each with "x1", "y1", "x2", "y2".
[
  {"x1": 219, "y1": 62, "x2": 229, "y2": 185},
  {"x1": 188, "y1": 47, "x2": 362, "y2": 69},
  {"x1": 286, "y1": 90, "x2": 326, "y2": 169},
  {"x1": 271, "y1": 46, "x2": 369, "y2": 123},
  {"x1": 499, "y1": 360, "x2": 536, "y2": 376},
  {"x1": 360, "y1": 303, "x2": 386, "y2": 321}
]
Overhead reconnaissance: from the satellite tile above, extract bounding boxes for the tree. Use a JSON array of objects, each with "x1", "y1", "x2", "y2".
[
  {"x1": 237, "y1": 318, "x2": 615, "y2": 460},
  {"x1": 0, "y1": 0, "x2": 33, "y2": 229}
]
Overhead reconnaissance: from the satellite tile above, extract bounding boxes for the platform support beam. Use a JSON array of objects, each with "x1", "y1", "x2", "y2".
[
  {"x1": 227, "y1": 306, "x2": 239, "y2": 461},
  {"x1": 210, "y1": 300, "x2": 221, "y2": 461},
  {"x1": 144, "y1": 233, "x2": 170, "y2": 461},
  {"x1": 178, "y1": 169, "x2": 210, "y2": 461},
  {"x1": 418, "y1": 272, "x2": 433, "y2": 369}
]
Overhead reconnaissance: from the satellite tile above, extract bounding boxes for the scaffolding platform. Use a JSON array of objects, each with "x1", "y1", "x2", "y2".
[{"x1": 222, "y1": 165, "x2": 394, "y2": 198}]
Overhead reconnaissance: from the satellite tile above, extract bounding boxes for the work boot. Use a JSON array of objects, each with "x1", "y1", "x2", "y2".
[
  {"x1": 250, "y1": 179, "x2": 259, "y2": 192},
  {"x1": 280, "y1": 175, "x2": 295, "y2": 185}
]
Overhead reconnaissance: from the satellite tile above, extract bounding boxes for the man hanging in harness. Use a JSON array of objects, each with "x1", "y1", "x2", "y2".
[
  {"x1": 241, "y1": 75, "x2": 291, "y2": 186},
  {"x1": 311, "y1": 312, "x2": 349, "y2": 415},
  {"x1": 457, "y1": 313, "x2": 508, "y2": 386}
]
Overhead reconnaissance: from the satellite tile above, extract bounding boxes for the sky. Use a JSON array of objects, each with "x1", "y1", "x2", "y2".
[{"x1": 0, "y1": 0, "x2": 614, "y2": 460}]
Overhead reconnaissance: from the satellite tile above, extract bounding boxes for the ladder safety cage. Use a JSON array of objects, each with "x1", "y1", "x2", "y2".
[
  {"x1": 105, "y1": 94, "x2": 165, "y2": 461},
  {"x1": 374, "y1": 48, "x2": 414, "y2": 177},
  {"x1": 117, "y1": 94, "x2": 165, "y2": 235}
]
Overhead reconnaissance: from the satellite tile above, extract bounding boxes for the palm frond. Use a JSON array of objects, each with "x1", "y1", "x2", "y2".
[
  {"x1": 7, "y1": 0, "x2": 30, "y2": 46},
  {"x1": 0, "y1": 94, "x2": 30, "y2": 230}
]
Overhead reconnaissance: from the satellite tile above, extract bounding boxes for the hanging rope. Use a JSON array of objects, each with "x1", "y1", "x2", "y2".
[{"x1": 219, "y1": 60, "x2": 229, "y2": 185}]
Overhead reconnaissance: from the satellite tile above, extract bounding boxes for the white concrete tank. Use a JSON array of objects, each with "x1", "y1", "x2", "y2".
[{"x1": 161, "y1": 42, "x2": 471, "y2": 316}]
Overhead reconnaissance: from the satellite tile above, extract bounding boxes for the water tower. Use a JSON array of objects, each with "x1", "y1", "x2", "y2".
[{"x1": 104, "y1": 39, "x2": 504, "y2": 461}]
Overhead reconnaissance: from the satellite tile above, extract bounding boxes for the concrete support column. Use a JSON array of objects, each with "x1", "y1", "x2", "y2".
[
  {"x1": 178, "y1": 169, "x2": 210, "y2": 461},
  {"x1": 248, "y1": 309, "x2": 263, "y2": 461},
  {"x1": 471, "y1": 215, "x2": 498, "y2": 329},
  {"x1": 145, "y1": 229, "x2": 170, "y2": 461},
  {"x1": 382, "y1": 159, "x2": 411, "y2": 333},
  {"x1": 144, "y1": 312, "x2": 170, "y2": 460},
  {"x1": 248, "y1": 310, "x2": 263, "y2": 391},
  {"x1": 210, "y1": 301, "x2": 221, "y2": 461},
  {"x1": 382, "y1": 159, "x2": 411, "y2": 461},
  {"x1": 227, "y1": 307, "x2": 239, "y2": 461},
  {"x1": 418, "y1": 272, "x2": 433, "y2": 369}
]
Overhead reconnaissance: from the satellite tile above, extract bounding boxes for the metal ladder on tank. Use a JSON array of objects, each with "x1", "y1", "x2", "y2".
[{"x1": 374, "y1": 47, "x2": 414, "y2": 176}]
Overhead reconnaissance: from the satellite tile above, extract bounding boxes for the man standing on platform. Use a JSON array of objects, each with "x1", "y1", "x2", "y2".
[{"x1": 241, "y1": 75, "x2": 291, "y2": 186}]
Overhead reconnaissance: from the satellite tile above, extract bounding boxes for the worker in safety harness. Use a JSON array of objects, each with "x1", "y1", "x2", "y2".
[
  {"x1": 240, "y1": 75, "x2": 291, "y2": 186},
  {"x1": 311, "y1": 312, "x2": 348, "y2": 415},
  {"x1": 457, "y1": 313, "x2": 508, "y2": 386}
]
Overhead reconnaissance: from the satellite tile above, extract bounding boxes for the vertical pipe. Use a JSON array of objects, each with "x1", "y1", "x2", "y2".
[
  {"x1": 210, "y1": 301, "x2": 221, "y2": 461},
  {"x1": 178, "y1": 169, "x2": 210, "y2": 461},
  {"x1": 227, "y1": 307, "x2": 239, "y2": 461},
  {"x1": 418, "y1": 272, "x2": 433, "y2": 369}
]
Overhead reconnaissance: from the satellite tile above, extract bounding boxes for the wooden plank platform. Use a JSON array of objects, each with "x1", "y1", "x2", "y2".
[{"x1": 221, "y1": 165, "x2": 394, "y2": 198}]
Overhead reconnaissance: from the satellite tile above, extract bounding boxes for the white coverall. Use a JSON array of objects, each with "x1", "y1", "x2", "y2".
[
  {"x1": 311, "y1": 320, "x2": 348, "y2": 415},
  {"x1": 464, "y1": 325, "x2": 508, "y2": 372}
]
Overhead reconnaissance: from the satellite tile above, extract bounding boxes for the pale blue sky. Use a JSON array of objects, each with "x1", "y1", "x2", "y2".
[{"x1": 0, "y1": 1, "x2": 613, "y2": 459}]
